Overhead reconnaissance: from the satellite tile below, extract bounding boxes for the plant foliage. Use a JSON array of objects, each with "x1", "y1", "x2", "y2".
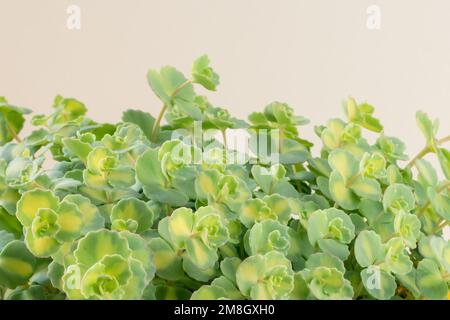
[{"x1": 0, "y1": 57, "x2": 449, "y2": 300}]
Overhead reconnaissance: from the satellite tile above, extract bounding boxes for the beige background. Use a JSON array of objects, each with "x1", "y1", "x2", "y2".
[{"x1": 0, "y1": 0, "x2": 449, "y2": 161}]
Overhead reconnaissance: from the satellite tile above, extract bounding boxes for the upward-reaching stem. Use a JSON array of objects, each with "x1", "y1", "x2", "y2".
[
  {"x1": 438, "y1": 135, "x2": 450, "y2": 144},
  {"x1": 171, "y1": 80, "x2": 191, "y2": 98},
  {"x1": 405, "y1": 135, "x2": 450, "y2": 169},
  {"x1": 221, "y1": 129, "x2": 228, "y2": 164},
  {"x1": 6, "y1": 123, "x2": 21, "y2": 142},
  {"x1": 221, "y1": 129, "x2": 227, "y2": 149},
  {"x1": 151, "y1": 103, "x2": 167, "y2": 142},
  {"x1": 150, "y1": 80, "x2": 192, "y2": 143},
  {"x1": 417, "y1": 180, "x2": 450, "y2": 217},
  {"x1": 405, "y1": 147, "x2": 431, "y2": 170}
]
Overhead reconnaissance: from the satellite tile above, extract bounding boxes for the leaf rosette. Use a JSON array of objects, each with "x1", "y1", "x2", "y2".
[
  {"x1": 154, "y1": 206, "x2": 230, "y2": 277},
  {"x1": 16, "y1": 189, "x2": 104, "y2": 257},
  {"x1": 307, "y1": 208, "x2": 356, "y2": 260},
  {"x1": 236, "y1": 251, "x2": 295, "y2": 300},
  {"x1": 61, "y1": 229, "x2": 154, "y2": 300}
]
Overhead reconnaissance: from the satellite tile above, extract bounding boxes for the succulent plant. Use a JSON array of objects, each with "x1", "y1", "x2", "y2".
[{"x1": 0, "y1": 56, "x2": 448, "y2": 300}]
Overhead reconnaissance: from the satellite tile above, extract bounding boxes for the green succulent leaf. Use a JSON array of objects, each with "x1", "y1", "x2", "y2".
[
  {"x1": 359, "y1": 152, "x2": 386, "y2": 179},
  {"x1": 320, "y1": 119, "x2": 346, "y2": 150},
  {"x1": 383, "y1": 183, "x2": 415, "y2": 213},
  {"x1": 80, "y1": 254, "x2": 132, "y2": 299},
  {"x1": 0, "y1": 240, "x2": 36, "y2": 288},
  {"x1": 54, "y1": 200, "x2": 83, "y2": 242},
  {"x1": 0, "y1": 187, "x2": 20, "y2": 215},
  {"x1": 354, "y1": 230, "x2": 384, "y2": 268},
  {"x1": 360, "y1": 266, "x2": 396, "y2": 300},
  {"x1": 62, "y1": 134, "x2": 93, "y2": 163},
  {"x1": 251, "y1": 164, "x2": 287, "y2": 194},
  {"x1": 236, "y1": 251, "x2": 294, "y2": 300},
  {"x1": 111, "y1": 198, "x2": 154, "y2": 233},
  {"x1": 415, "y1": 159, "x2": 438, "y2": 187},
  {"x1": 73, "y1": 230, "x2": 131, "y2": 269},
  {"x1": 384, "y1": 238, "x2": 413, "y2": 275},
  {"x1": 307, "y1": 208, "x2": 355, "y2": 246},
  {"x1": 136, "y1": 148, "x2": 189, "y2": 207},
  {"x1": 62, "y1": 194, "x2": 105, "y2": 235},
  {"x1": 328, "y1": 149, "x2": 359, "y2": 180},
  {"x1": 148, "y1": 237, "x2": 184, "y2": 281},
  {"x1": 122, "y1": 109, "x2": 155, "y2": 142},
  {"x1": 185, "y1": 237, "x2": 218, "y2": 270},
  {"x1": 147, "y1": 66, "x2": 195, "y2": 106},
  {"x1": 192, "y1": 55, "x2": 220, "y2": 91},
  {"x1": 343, "y1": 98, "x2": 383, "y2": 133},
  {"x1": 239, "y1": 194, "x2": 291, "y2": 228},
  {"x1": 220, "y1": 257, "x2": 241, "y2": 284},
  {"x1": 328, "y1": 171, "x2": 359, "y2": 210},
  {"x1": 0, "y1": 208, "x2": 22, "y2": 238},
  {"x1": 16, "y1": 189, "x2": 59, "y2": 227},
  {"x1": 426, "y1": 187, "x2": 450, "y2": 220},
  {"x1": 349, "y1": 176, "x2": 382, "y2": 201},
  {"x1": 416, "y1": 258, "x2": 448, "y2": 300},
  {"x1": 376, "y1": 136, "x2": 408, "y2": 162},
  {"x1": 393, "y1": 211, "x2": 421, "y2": 248},
  {"x1": 305, "y1": 252, "x2": 345, "y2": 274},
  {"x1": 0, "y1": 98, "x2": 31, "y2": 146},
  {"x1": 416, "y1": 111, "x2": 438, "y2": 151},
  {"x1": 307, "y1": 267, "x2": 354, "y2": 300},
  {"x1": 247, "y1": 220, "x2": 290, "y2": 256},
  {"x1": 191, "y1": 283, "x2": 227, "y2": 300},
  {"x1": 436, "y1": 147, "x2": 450, "y2": 179}
]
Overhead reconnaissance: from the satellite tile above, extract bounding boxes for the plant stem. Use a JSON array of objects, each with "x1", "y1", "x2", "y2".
[
  {"x1": 105, "y1": 190, "x2": 113, "y2": 203},
  {"x1": 433, "y1": 220, "x2": 449, "y2": 234},
  {"x1": 171, "y1": 80, "x2": 191, "y2": 98},
  {"x1": 438, "y1": 135, "x2": 450, "y2": 144},
  {"x1": 354, "y1": 281, "x2": 364, "y2": 299},
  {"x1": 406, "y1": 135, "x2": 450, "y2": 169},
  {"x1": 291, "y1": 164, "x2": 304, "y2": 192},
  {"x1": 151, "y1": 103, "x2": 167, "y2": 142},
  {"x1": 31, "y1": 181, "x2": 45, "y2": 190},
  {"x1": 33, "y1": 142, "x2": 54, "y2": 159},
  {"x1": 221, "y1": 129, "x2": 227, "y2": 149},
  {"x1": 405, "y1": 147, "x2": 430, "y2": 170},
  {"x1": 150, "y1": 80, "x2": 192, "y2": 143},
  {"x1": 6, "y1": 124, "x2": 21, "y2": 142},
  {"x1": 221, "y1": 129, "x2": 228, "y2": 164},
  {"x1": 417, "y1": 180, "x2": 450, "y2": 217}
]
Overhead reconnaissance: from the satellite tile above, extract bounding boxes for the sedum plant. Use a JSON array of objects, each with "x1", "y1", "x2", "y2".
[{"x1": 0, "y1": 56, "x2": 449, "y2": 300}]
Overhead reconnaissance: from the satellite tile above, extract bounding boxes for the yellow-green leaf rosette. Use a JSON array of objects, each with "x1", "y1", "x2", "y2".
[
  {"x1": 152, "y1": 206, "x2": 230, "y2": 280},
  {"x1": 61, "y1": 229, "x2": 154, "y2": 300},
  {"x1": 16, "y1": 189, "x2": 104, "y2": 257},
  {"x1": 236, "y1": 251, "x2": 294, "y2": 300}
]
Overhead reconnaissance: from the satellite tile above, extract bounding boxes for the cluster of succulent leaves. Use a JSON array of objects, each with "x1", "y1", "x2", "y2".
[{"x1": 0, "y1": 56, "x2": 449, "y2": 300}]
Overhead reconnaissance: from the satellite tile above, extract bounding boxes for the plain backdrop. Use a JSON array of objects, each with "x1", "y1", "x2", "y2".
[{"x1": 0, "y1": 0, "x2": 449, "y2": 167}]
